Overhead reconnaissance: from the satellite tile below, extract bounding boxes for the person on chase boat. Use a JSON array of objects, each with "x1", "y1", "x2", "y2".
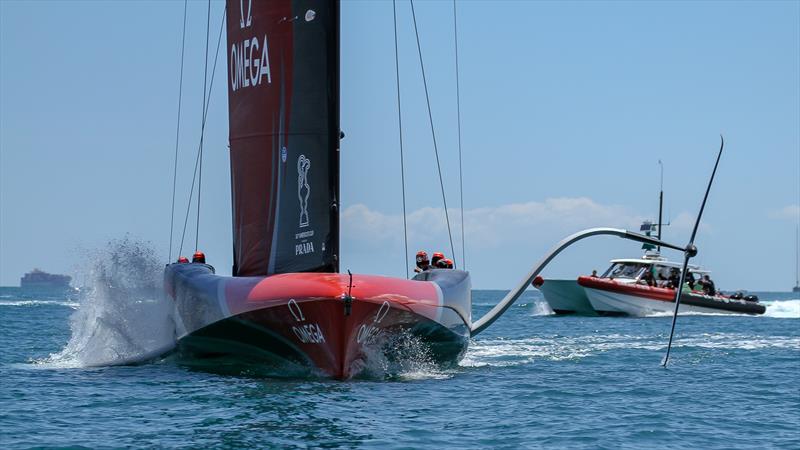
[
  {"x1": 699, "y1": 275, "x2": 716, "y2": 296},
  {"x1": 685, "y1": 271, "x2": 697, "y2": 290},
  {"x1": 414, "y1": 251, "x2": 430, "y2": 273},
  {"x1": 641, "y1": 268, "x2": 656, "y2": 287},
  {"x1": 667, "y1": 268, "x2": 681, "y2": 289}
]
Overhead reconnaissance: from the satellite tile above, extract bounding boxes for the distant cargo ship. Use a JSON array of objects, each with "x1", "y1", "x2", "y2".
[{"x1": 20, "y1": 269, "x2": 72, "y2": 289}]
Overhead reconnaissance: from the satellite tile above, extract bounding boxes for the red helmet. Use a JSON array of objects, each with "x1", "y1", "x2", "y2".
[
  {"x1": 443, "y1": 258, "x2": 454, "y2": 269},
  {"x1": 177, "y1": 256, "x2": 189, "y2": 263},
  {"x1": 432, "y1": 252, "x2": 444, "y2": 259},
  {"x1": 192, "y1": 251, "x2": 206, "y2": 264},
  {"x1": 416, "y1": 251, "x2": 429, "y2": 268}
]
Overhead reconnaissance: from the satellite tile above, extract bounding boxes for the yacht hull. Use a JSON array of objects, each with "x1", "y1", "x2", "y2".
[{"x1": 165, "y1": 264, "x2": 471, "y2": 379}]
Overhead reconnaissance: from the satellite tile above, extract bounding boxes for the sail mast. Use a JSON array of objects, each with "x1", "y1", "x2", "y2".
[{"x1": 329, "y1": 0, "x2": 341, "y2": 273}]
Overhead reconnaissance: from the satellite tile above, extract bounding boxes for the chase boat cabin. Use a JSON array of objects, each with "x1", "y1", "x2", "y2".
[{"x1": 600, "y1": 254, "x2": 708, "y2": 287}]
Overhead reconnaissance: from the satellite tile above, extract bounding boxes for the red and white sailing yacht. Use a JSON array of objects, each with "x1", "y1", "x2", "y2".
[{"x1": 164, "y1": 0, "x2": 471, "y2": 379}]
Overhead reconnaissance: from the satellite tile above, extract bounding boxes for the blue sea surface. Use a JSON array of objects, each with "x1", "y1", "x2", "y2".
[{"x1": 1, "y1": 287, "x2": 798, "y2": 449}]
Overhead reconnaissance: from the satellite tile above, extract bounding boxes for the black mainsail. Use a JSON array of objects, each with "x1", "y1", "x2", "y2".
[{"x1": 226, "y1": 0, "x2": 339, "y2": 276}]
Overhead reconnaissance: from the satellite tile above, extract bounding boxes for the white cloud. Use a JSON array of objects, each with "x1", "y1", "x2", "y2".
[
  {"x1": 342, "y1": 197, "x2": 650, "y2": 250},
  {"x1": 670, "y1": 211, "x2": 712, "y2": 234},
  {"x1": 770, "y1": 204, "x2": 800, "y2": 221}
]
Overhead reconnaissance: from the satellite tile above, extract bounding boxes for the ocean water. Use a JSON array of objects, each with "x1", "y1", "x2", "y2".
[{"x1": 1, "y1": 286, "x2": 798, "y2": 449}]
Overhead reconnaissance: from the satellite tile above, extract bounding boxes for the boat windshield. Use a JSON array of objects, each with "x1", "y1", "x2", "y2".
[{"x1": 602, "y1": 262, "x2": 647, "y2": 280}]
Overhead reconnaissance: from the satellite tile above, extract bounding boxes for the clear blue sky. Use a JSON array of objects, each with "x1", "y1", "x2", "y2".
[{"x1": 1, "y1": 0, "x2": 798, "y2": 290}]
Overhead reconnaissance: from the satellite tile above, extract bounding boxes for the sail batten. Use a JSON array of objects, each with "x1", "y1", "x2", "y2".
[{"x1": 226, "y1": 0, "x2": 339, "y2": 276}]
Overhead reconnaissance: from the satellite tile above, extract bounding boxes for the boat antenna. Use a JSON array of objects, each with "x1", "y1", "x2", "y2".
[
  {"x1": 410, "y1": 0, "x2": 457, "y2": 266},
  {"x1": 453, "y1": 0, "x2": 466, "y2": 270},
  {"x1": 168, "y1": 0, "x2": 189, "y2": 263},
  {"x1": 392, "y1": 0, "x2": 410, "y2": 279},
  {"x1": 662, "y1": 135, "x2": 724, "y2": 368},
  {"x1": 657, "y1": 159, "x2": 664, "y2": 252}
]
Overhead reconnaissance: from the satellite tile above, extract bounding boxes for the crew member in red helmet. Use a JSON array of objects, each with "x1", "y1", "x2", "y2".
[
  {"x1": 436, "y1": 258, "x2": 454, "y2": 269},
  {"x1": 414, "y1": 251, "x2": 430, "y2": 273},
  {"x1": 430, "y1": 252, "x2": 445, "y2": 268},
  {"x1": 192, "y1": 251, "x2": 206, "y2": 264}
]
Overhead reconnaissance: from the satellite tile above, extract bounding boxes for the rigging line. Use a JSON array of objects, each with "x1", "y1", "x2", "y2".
[
  {"x1": 195, "y1": 0, "x2": 211, "y2": 252},
  {"x1": 393, "y1": 0, "x2": 410, "y2": 279},
  {"x1": 453, "y1": 0, "x2": 465, "y2": 270},
  {"x1": 168, "y1": 0, "x2": 189, "y2": 263},
  {"x1": 178, "y1": 137, "x2": 202, "y2": 257},
  {"x1": 178, "y1": 6, "x2": 226, "y2": 257},
  {"x1": 409, "y1": 0, "x2": 456, "y2": 266}
]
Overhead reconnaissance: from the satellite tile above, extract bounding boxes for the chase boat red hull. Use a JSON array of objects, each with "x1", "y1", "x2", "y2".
[
  {"x1": 578, "y1": 276, "x2": 766, "y2": 316},
  {"x1": 165, "y1": 263, "x2": 471, "y2": 379}
]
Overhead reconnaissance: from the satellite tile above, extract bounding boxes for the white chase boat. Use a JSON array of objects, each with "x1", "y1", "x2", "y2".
[
  {"x1": 578, "y1": 254, "x2": 765, "y2": 316},
  {"x1": 533, "y1": 277, "x2": 595, "y2": 316}
]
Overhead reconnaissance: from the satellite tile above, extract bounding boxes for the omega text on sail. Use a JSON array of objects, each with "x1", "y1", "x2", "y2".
[{"x1": 230, "y1": 35, "x2": 271, "y2": 91}]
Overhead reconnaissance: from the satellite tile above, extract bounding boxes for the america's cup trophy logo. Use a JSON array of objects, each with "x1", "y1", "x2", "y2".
[{"x1": 298, "y1": 155, "x2": 311, "y2": 228}]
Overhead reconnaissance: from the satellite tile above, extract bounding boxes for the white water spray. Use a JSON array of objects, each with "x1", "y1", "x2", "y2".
[
  {"x1": 358, "y1": 330, "x2": 451, "y2": 380},
  {"x1": 531, "y1": 298, "x2": 555, "y2": 316},
  {"x1": 763, "y1": 299, "x2": 800, "y2": 318},
  {"x1": 41, "y1": 236, "x2": 176, "y2": 368}
]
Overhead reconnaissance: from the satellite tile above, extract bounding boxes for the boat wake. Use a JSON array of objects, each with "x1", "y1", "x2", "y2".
[
  {"x1": 638, "y1": 299, "x2": 800, "y2": 319},
  {"x1": 462, "y1": 331, "x2": 800, "y2": 368},
  {"x1": 0, "y1": 299, "x2": 80, "y2": 309},
  {"x1": 35, "y1": 236, "x2": 176, "y2": 368},
  {"x1": 763, "y1": 299, "x2": 800, "y2": 318}
]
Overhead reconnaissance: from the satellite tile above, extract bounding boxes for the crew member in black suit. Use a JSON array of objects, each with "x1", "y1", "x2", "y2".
[
  {"x1": 414, "y1": 251, "x2": 430, "y2": 273},
  {"x1": 699, "y1": 275, "x2": 716, "y2": 296}
]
